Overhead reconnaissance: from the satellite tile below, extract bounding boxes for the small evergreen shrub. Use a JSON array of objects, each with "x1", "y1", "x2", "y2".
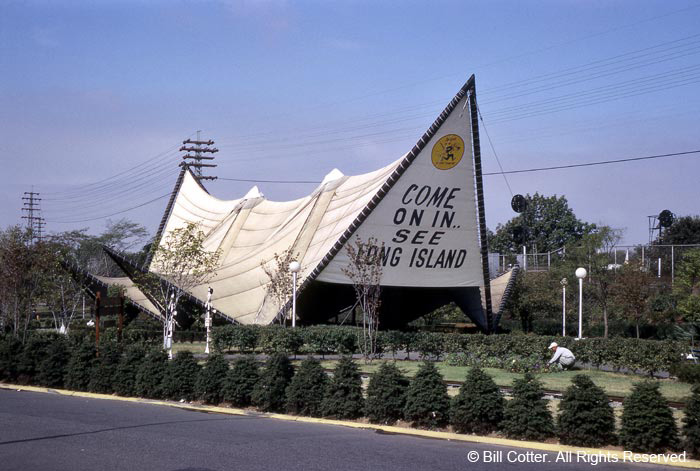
[
  {"x1": 502, "y1": 373, "x2": 554, "y2": 440},
  {"x1": 286, "y1": 357, "x2": 327, "y2": 416},
  {"x1": 17, "y1": 333, "x2": 57, "y2": 384},
  {"x1": 135, "y1": 349, "x2": 169, "y2": 399},
  {"x1": 620, "y1": 381, "x2": 678, "y2": 452},
  {"x1": 365, "y1": 362, "x2": 408, "y2": 425},
  {"x1": 683, "y1": 385, "x2": 700, "y2": 458},
  {"x1": 164, "y1": 350, "x2": 201, "y2": 401},
  {"x1": 251, "y1": 353, "x2": 294, "y2": 412},
  {"x1": 0, "y1": 335, "x2": 23, "y2": 382},
  {"x1": 88, "y1": 341, "x2": 122, "y2": 394},
  {"x1": 114, "y1": 344, "x2": 147, "y2": 396},
  {"x1": 451, "y1": 366, "x2": 504, "y2": 434},
  {"x1": 224, "y1": 356, "x2": 260, "y2": 407},
  {"x1": 403, "y1": 361, "x2": 450, "y2": 429},
  {"x1": 195, "y1": 354, "x2": 229, "y2": 404},
  {"x1": 556, "y1": 374, "x2": 616, "y2": 447},
  {"x1": 36, "y1": 336, "x2": 70, "y2": 388},
  {"x1": 321, "y1": 356, "x2": 364, "y2": 419},
  {"x1": 64, "y1": 339, "x2": 96, "y2": 391}
]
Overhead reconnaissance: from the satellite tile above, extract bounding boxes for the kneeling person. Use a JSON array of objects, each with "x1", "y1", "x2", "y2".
[{"x1": 548, "y1": 342, "x2": 575, "y2": 369}]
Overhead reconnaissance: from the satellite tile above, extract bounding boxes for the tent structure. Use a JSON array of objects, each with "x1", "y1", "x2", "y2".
[{"x1": 105, "y1": 76, "x2": 517, "y2": 332}]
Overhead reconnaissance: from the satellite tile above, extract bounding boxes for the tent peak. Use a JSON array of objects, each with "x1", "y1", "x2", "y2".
[
  {"x1": 244, "y1": 186, "x2": 264, "y2": 199},
  {"x1": 321, "y1": 168, "x2": 344, "y2": 185}
]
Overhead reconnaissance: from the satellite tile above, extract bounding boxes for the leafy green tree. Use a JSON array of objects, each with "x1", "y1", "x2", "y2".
[
  {"x1": 403, "y1": 361, "x2": 450, "y2": 429},
  {"x1": 675, "y1": 249, "x2": 700, "y2": 322},
  {"x1": 683, "y1": 385, "x2": 700, "y2": 458},
  {"x1": 489, "y1": 193, "x2": 595, "y2": 255},
  {"x1": 658, "y1": 215, "x2": 700, "y2": 245},
  {"x1": 195, "y1": 354, "x2": 229, "y2": 404},
  {"x1": 502, "y1": 373, "x2": 554, "y2": 440},
  {"x1": 557, "y1": 375, "x2": 616, "y2": 447},
  {"x1": 321, "y1": 356, "x2": 365, "y2": 419},
  {"x1": 620, "y1": 381, "x2": 678, "y2": 452},
  {"x1": 164, "y1": 350, "x2": 201, "y2": 401},
  {"x1": 224, "y1": 356, "x2": 260, "y2": 407},
  {"x1": 286, "y1": 357, "x2": 328, "y2": 416},
  {"x1": 451, "y1": 366, "x2": 505, "y2": 434},
  {"x1": 614, "y1": 264, "x2": 653, "y2": 338},
  {"x1": 365, "y1": 362, "x2": 409, "y2": 425},
  {"x1": 114, "y1": 343, "x2": 147, "y2": 396},
  {"x1": 251, "y1": 353, "x2": 294, "y2": 412}
]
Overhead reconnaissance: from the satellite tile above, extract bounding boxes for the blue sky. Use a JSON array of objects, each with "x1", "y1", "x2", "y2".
[{"x1": 1, "y1": 0, "x2": 699, "y2": 246}]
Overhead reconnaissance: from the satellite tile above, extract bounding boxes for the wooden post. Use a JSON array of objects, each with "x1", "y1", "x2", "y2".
[
  {"x1": 118, "y1": 295, "x2": 125, "y2": 342},
  {"x1": 95, "y1": 291, "x2": 101, "y2": 355}
]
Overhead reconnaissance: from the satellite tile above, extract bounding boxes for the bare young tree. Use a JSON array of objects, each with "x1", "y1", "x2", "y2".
[
  {"x1": 143, "y1": 222, "x2": 220, "y2": 357},
  {"x1": 342, "y1": 236, "x2": 384, "y2": 361},
  {"x1": 260, "y1": 249, "x2": 298, "y2": 325}
]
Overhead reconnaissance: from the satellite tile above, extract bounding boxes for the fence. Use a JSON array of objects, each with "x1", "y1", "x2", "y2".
[{"x1": 491, "y1": 244, "x2": 700, "y2": 281}]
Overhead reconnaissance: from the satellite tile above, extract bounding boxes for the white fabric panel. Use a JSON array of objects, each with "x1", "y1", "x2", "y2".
[
  {"x1": 317, "y1": 95, "x2": 483, "y2": 287},
  {"x1": 95, "y1": 276, "x2": 162, "y2": 319}
]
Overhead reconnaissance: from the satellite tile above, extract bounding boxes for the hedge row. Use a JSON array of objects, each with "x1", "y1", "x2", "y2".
[
  {"x1": 3, "y1": 333, "x2": 698, "y2": 456},
  {"x1": 211, "y1": 325, "x2": 687, "y2": 375}
]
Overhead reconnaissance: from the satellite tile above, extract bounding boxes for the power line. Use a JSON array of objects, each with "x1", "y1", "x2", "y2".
[
  {"x1": 483, "y1": 149, "x2": 700, "y2": 176},
  {"x1": 218, "y1": 177, "x2": 319, "y2": 184},
  {"x1": 45, "y1": 192, "x2": 173, "y2": 224}
]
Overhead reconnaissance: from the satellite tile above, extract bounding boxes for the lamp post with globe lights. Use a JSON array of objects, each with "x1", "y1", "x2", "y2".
[
  {"x1": 575, "y1": 267, "x2": 587, "y2": 339},
  {"x1": 289, "y1": 261, "x2": 301, "y2": 328},
  {"x1": 560, "y1": 278, "x2": 567, "y2": 336}
]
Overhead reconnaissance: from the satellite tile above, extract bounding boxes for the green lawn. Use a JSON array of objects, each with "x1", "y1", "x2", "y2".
[
  {"x1": 318, "y1": 360, "x2": 693, "y2": 403},
  {"x1": 170, "y1": 342, "x2": 693, "y2": 402}
]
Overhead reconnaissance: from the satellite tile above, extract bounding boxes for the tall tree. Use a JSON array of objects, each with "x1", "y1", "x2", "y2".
[
  {"x1": 614, "y1": 263, "x2": 653, "y2": 338},
  {"x1": 141, "y1": 222, "x2": 220, "y2": 356},
  {"x1": 489, "y1": 193, "x2": 595, "y2": 255},
  {"x1": 674, "y1": 249, "x2": 700, "y2": 322},
  {"x1": 657, "y1": 215, "x2": 700, "y2": 245}
]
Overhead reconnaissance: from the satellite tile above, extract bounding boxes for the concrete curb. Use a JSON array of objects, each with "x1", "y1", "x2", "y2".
[{"x1": 2, "y1": 382, "x2": 699, "y2": 469}]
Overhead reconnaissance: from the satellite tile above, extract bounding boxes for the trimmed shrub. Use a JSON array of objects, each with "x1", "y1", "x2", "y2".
[
  {"x1": 502, "y1": 373, "x2": 554, "y2": 440},
  {"x1": 251, "y1": 353, "x2": 294, "y2": 412},
  {"x1": 134, "y1": 349, "x2": 169, "y2": 399},
  {"x1": 365, "y1": 362, "x2": 409, "y2": 425},
  {"x1": 670, "y1": 363, "x2": 700, "y2": 384},
  {"x1": 36, "y1": 336, "x2": 70, "y2": 388},
  {"x1": 620, "y1": 381, "x2": 678, "y2": 452},
  {"x1": 259, "y1": 326, "x2": 304, "y2": 356},
  {"x1": 301, "y1": 326, "x2": 336, "y2": 357},
  {"x1": 683, "y1": 385, "x2": 700, "y2": 458},
  {"x1": 64, "y1": 339, "x2": 96, "y2": 392},
  {"x1": 213, "y1": 325, "x2": 260, "y2": 353},
  {"x1": 285, "y1": 357, "x2": 328, "y2": 416},
  {"x1": 403, "y1": 361, "x2": 450, "y2": 429},
  {"x1": 88, "y1": 341, "x2": 122, "y2": 394},
  {"x1": 17, "y1": 333, "x2": 58, "y2": 384},
  {"x1": 195, "y1": 354, "x2": 229, "y2": 404},
  {"x1": 224, "y1": 356, "x2": 260, "y2": 407},
  {"x1": 321, "y1": 356, "x2": 364, "y2": 419},
  {"x1": 556, "y1": 375, "x2": 616, "y2": 447},
  {"x1": 415, "y1": 332, "x2": 444, "y2": 360},
  {"x1": 164, "y1": 350, "x2": 201, "y2": 401},
  {"x1": 451, "y1": 366, "x2": 505, "y2": 434},
  {"x1": 0, "y1": 335, "x2": 23, "y2": 381},
  {"x1": 114, "y1": 344, "x2": 147, "y2": 397}
]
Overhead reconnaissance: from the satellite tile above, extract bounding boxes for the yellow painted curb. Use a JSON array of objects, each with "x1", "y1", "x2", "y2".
[{"x1": 2, "y1": 382, "x2": 699, "y2": 469}]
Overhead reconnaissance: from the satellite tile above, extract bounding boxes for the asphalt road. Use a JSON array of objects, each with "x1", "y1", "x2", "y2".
[{"x1": 0, "y1": 389, "x2": 683, "y2": 471}]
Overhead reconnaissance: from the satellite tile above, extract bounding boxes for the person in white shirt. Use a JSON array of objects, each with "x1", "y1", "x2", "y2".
[{"x1": 548, "y1": 342, "x2": 575, "y2": 369}]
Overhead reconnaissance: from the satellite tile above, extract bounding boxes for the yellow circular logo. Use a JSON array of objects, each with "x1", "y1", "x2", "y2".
[{"x1": 431, "y1": 134, "x2": 465, "y2": 170}]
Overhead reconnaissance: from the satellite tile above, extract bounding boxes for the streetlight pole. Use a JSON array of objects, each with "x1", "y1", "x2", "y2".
[
  {"x1": 575, "y1": 267, "x2": 587, "y2": 340},
  {"x1": 289, "y1": 261, "x2": 301, "y2": 328},
  {"x1": 205, "y1": 287, "x2": 213, "y2": 354},
  {"x1": 560, "y1": 278, "x2": 567, "y2": 337}
]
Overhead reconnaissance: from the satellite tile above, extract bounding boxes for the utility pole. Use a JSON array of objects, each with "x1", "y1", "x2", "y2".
[
  {"x1": 21, "y1": 190, "x2": 45, "y2": 245},
  {"x1": 180, "y1": 131, "x2": 218, "y2": 182}
]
